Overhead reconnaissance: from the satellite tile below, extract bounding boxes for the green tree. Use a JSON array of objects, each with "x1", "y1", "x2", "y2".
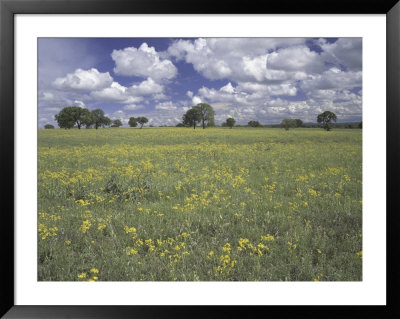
[
  {"x1": 358, "y1": 121, "x2": 362, "y2": 129},
  {"x1": 137, "y1": 117, "x2": 149, "y2": 128},
  {"x1": 183, "y1": 107, "x2": 201, "y2": 129},
  {"x1": 111, "y1": 119, "x2": 123, "y2": 127},
  {"x1": 102, "y1": 116, "x2": 112, "y2": 128},
  {"x1": 207, "y1": 117, "x2": 215, "y2": 127},
  {"x1": 82, "y1": 112, "x2": 94, "y2": 128},
  {"x1": 194, "y1": 103, "x2": 215, "y2": 129},
  {"x1": 281, "y1": 118, "x2": 296, "y2": 130},
  {"x1": 226, "y1": 117, "x2": 236, "y2": 129},
  {"x1": 317, "y1": 111, "x2": 337, "y2": 131},
  {"x1": 54, "y1": 106, "x2": 90, "y2": 129},
  {"x1": 91, "y1": 109, "x2": 108, "y2": 129},
  {"x1": 294, "y1": 119, "x2": 303, "y2": 128},
  {"x1": 128, "y1": 117, "x2": 138, "y2": 127},
  {"x1": 248, "y1": 120, "x2": 261, "y2": 127},
  {"x1": 44, "y1": 124, "x2": 54, "y2": 129}
]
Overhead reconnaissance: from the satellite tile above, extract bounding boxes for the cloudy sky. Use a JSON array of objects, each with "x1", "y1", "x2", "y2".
[{"x1": 38, "y1": 37, "x2": 362, "y2": 127}]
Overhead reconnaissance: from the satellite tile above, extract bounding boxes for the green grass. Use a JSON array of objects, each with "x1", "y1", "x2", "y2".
[{"x1": 38, "y1": 127, "x2": 362, "y2": 281}]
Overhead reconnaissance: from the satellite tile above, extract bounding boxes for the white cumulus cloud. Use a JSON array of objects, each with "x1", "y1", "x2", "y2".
[
  {"x1": 91, "y1": 78, "x2": 163, "y2": 104},
  {"x1": 192, "y1": 96, "x2": 202, "y2": 105},
  {"x1": 129, "y1": 78, "x2": 163, "y2": 96},
  {"x1": 73, "y1": 100, "x2": 86, "y2": 108},
  {"x1": 300, "y1": 68, "x2": 362, "y2": 91},
  {"x1": 52, "y1": 68, "x2": 113, "y2": 91},
  {"x1": 155, "y1": 101, "x2": 177, "y2": 110},
  {"x1": 267, "y1": 45, "x2": 325, "y2": 73},
  {"x1": 167, "y1": 38, "x2": 308, "y2": 83},
  {"x1": 91, "y1": 81, "x2": 132, "y2": 102},
  {"x1": 112, "y1": 43, "x2": 177, "y2": 81}
]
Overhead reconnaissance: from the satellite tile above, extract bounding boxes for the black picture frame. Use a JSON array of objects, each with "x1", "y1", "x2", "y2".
[{"x1": 1, "y1": 0, "x2": 398, "y2": 317}]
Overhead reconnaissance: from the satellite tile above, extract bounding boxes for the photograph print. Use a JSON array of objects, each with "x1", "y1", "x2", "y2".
[{"x1": 38, "y1": 37, "x2": 362, "y2": 281}]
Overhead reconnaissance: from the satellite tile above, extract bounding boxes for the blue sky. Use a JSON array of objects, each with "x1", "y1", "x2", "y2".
[{"x1": 38, "y1": 37, "x2": 362, "y2": 127}]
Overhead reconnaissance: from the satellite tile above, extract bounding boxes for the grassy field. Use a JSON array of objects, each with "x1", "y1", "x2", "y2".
[{"x1": 38, "y1": 127, "x2": 362, "y2": 281}]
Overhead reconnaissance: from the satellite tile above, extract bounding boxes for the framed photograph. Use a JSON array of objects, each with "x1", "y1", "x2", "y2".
[{"x1": 1, "y1": 0, "x2": 398, "y2": 317}]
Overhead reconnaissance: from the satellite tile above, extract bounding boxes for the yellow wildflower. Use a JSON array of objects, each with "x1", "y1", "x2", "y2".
[
  {"x1": 261, "y1": 234, "x2": 274, "y2": 242},
  {"x1": 79, "y1": 219, "x2": 91, "y2": 233},
  {"x1": 124, "y1": 226, "x2": 137, "y2": 234}
]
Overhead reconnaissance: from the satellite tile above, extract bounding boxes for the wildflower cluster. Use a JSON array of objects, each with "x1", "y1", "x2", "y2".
[
  {"x1": 237, "y1": 236, "x2": 273, "y2": 256},
  {"x1": 79, "y1": 220, "x2": 92, "y2": 233},
  {"x1": 38, "y1": 212, "x2": 61, "y2": 240},
  {"x1": 125, "y1": 232, "x2": 191, "y2": 264},
  {"x1": 77, "y1": 268, "x2": 100, "y2": 281},
  {"x1": 211, "y1": 243, "x2": 237, "y2": 277}
]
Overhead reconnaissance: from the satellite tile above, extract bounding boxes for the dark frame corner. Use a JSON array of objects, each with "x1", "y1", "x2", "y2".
[{"x1": 1, "y1": 0, "x2": 399, "y2": 318}]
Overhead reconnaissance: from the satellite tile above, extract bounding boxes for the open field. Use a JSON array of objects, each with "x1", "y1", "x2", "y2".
[{"x1": 38, "y1": 127, "x2": 362, "y2": 281}]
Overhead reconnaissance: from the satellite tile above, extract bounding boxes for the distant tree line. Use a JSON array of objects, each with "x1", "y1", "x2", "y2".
[{"x1": 50, "y1": 106, "x2": 361, "y2": 132}]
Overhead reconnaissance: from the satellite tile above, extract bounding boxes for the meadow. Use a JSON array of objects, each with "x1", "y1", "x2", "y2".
[{"x1": 38, "y1": 127, "x2": 362, "y2": 281}]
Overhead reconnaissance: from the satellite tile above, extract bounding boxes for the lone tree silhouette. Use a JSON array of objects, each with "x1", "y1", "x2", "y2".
[
  {"x1": 183, "y1": 107, "x2": 201, "y2": 129},
  {"x1": 248, "y1": 120, "x2": 261, "y2": 127},
  {"x1": 226, "y1": 117, "x2": 236, "y2": 129},
  {"x1": 317, "y1": 111, "x2": 337, "y2": 131},
  {"x1": 54, "y1": 106, "x2": 90, "y2": 129},
  {"x1": 136, "y1": 117, "x2": 149, "y2": 128},
  {"x1": 194, "y1": 103, "x2": 215, "y2": 129},
  {"x1": 280, "y1": 118, "x2": 295, "y2": 131}
]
